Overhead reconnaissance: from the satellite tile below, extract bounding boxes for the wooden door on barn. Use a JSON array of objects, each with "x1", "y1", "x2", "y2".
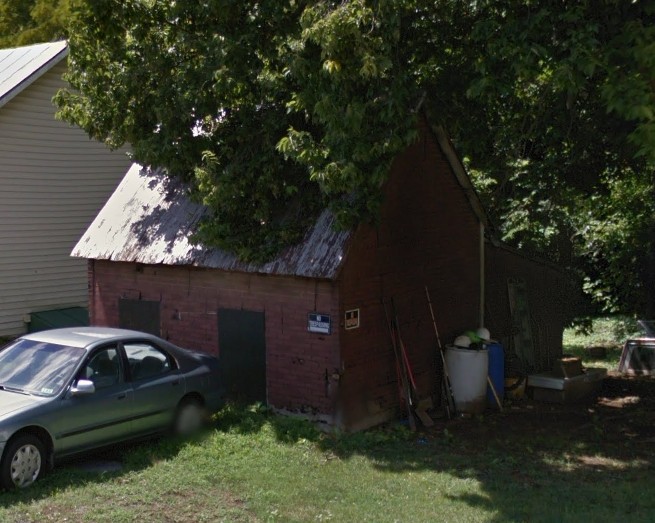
[
  {"x1": 118, "y1": 299, "x2": 161, "y2": 336},
  {"x1": 217, "y1": 308, "x2": 266, "y2": 403}
]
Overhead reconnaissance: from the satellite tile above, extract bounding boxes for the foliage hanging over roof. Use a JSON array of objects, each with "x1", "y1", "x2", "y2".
[{"x1": 56, "y1": 1, "x2": 655, "y2": 315}]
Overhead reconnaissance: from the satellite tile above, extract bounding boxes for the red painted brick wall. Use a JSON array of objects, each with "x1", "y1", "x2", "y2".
[
  {"x1": 86, "y1": 121, "x2": 483, "y2": 430},
  {"x1": 89, "y1": 259, "x2": 341, "y2": 417},
  {"x1": 337, "y1": 121, "x2": 482, "y2": 429}
]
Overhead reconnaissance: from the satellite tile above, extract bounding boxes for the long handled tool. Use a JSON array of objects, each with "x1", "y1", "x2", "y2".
[
  {"x1": 383, "y1": 301, "x2": 417, "y2": 431},
  {"x1": 487, "y1": 376, "x2": 504, "y2": 411},
  {"x1": 392, "y1": 303, "x2": 434, "y2": 427},
  {"x1": 425, "y1": 286, "x2": 457, "y2": 418}
]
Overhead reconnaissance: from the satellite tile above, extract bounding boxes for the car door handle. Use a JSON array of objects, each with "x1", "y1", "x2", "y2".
[
  {"x1": 171, "y1": 380, "x2": 180, "y2": 386},
  {"x1": 117, "y1": 393, "x2": 126, "y2": 400}
]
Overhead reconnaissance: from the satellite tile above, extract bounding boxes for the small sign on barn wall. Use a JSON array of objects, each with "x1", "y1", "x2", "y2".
[
  {"x1": 308, "y1": 313, "x2": 331, "y2": 334},
  {"x1": 344, "y1": 309, "x2": 360, "y2": 330}
]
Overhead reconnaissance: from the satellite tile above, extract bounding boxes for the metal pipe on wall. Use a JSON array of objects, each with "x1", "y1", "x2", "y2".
[{"x1": 480, "y1": 222, "x2": 485, "y2": 328}]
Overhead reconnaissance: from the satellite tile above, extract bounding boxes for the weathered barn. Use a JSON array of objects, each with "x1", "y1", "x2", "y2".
[
  {"x1": 484, "y1": 241, "x2": 579, "y2": 377},
  {"x1": 0, "y1": 41, "x2": 130, "y2": 335},
  {"x1": 73, "y1": 118, "x2": 492, "y2": 429}
]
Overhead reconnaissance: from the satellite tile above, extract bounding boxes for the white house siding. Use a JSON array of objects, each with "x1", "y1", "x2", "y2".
[{"x1": 0, "y1": 60, "x2": 130, "y2": 336}]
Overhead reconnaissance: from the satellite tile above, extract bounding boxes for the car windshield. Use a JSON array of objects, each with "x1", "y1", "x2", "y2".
[{"x1": 0, "y1": 339, "x2": 85, "y2": 397}]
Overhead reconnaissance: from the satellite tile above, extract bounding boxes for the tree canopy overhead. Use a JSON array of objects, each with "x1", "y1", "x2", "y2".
[
  {"x1": 0, "y1": 0, "x2": 78, "y2": 47},
  {"x1": 55, "y1": 1, "x2": 655, "y2": 315},
  {"x1": 56, "y1": 1, "x2": 421, "y2": 260}
]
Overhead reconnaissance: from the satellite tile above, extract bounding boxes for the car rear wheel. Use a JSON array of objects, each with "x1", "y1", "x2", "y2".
[
  {"x1": 1, "y1": 434, "x2": 45, "y2": 489},
  {"x1": 173, "y1": 397, "x2": 206, "y2": 436}
]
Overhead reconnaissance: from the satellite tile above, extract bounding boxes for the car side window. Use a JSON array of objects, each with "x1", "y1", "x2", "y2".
[
  {"x1": 82, "y1": 347, "x2": 122, "y2": 390},
  {"x1": 124, "y1": 342, "x2": 172, "y2": 381}
]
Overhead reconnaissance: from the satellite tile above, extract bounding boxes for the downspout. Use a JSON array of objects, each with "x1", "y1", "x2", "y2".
[
  {"x1": 480, "y1": 222, "x2": 485, "y2": 328},
  {"x1": 89, "y1": 259, "x2": 95, "y2": 325}
]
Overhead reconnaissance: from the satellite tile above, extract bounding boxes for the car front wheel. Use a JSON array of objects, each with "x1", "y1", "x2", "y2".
[{"x1": 1, "y1": 434, "x2": 45, "y2": 489}]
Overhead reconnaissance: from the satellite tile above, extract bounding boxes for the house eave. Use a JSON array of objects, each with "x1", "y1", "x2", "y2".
[{"x1": 0, "y1": 41, "x2": 69, "y2": 109}]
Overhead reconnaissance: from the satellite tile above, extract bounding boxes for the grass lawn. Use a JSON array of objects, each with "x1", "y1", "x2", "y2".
[
  {"x1": 563, "y1": 316, "x2": 642, "y2": 370},
  {"x1": 1, "y1": 396, "x2": 653, "y2": 523},
  {"x1": 0, "y1": 319, "x2": 652, "y2": 522}
]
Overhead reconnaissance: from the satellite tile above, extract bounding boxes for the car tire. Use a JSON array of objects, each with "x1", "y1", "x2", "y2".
[
  {"x1": 173, "y1": 397, "x2": 207, "y2": 436},
  {"x1": 1, "y1": 434, "x2": 45, "y2": 490}
]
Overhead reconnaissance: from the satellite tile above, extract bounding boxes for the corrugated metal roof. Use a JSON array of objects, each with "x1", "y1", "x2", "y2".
[
  {"x1": 0, "y1": 41, "x2": 68, "y2": 109},
  {"x1": 72, "y1": 164, "x2": 353, "y2": 280}
]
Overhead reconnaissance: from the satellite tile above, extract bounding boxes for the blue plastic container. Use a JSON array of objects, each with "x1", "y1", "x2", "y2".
[{"x1": 486, "y1": 342, "x2": 504, "y2": 408}]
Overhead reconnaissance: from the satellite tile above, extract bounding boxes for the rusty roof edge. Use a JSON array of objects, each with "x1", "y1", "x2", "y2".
[
  {"x1": 72, "y1": 164, "x2": 354, "y2": 280},
  {"x1": 429, "y1": 123, "x2": 490, "y2": 229}
]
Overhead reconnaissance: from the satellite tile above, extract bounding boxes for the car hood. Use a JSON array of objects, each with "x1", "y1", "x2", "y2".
[{"x1": 0, "y1": 390, "x2": 42, "y2": 418}]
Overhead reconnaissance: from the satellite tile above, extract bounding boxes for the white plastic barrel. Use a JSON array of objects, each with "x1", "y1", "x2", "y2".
[{"x1": 445, "y1": 345, "x2": 489, "y2": 414}]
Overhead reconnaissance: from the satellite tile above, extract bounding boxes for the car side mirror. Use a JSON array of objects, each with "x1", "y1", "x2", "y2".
[{"x1": 70, "y1": 379, "x2": 95, "y2": 396}]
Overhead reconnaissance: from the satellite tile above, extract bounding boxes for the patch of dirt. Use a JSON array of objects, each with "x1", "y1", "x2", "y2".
[{"x1": 424, "y1": 372, "x2": 655, "y2": 460}]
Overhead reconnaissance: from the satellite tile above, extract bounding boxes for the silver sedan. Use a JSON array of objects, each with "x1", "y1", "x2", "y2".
[{"x1": 0, "y1": 327, "x2": 224, "y2": 489}]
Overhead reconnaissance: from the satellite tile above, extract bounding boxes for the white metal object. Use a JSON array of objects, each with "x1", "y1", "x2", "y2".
[
  {"x1": 445, "y1": 345, "x2": 489, "y2": 414},
  {"x1": 476, "y1": 327, "x2": 491, "y2": 341},
  {"x1": 10, "y1": 442, "x2": 41, "y2": 488},
  {"x1": 453, "y1": 335, "x2": 471, "y2": 348}
]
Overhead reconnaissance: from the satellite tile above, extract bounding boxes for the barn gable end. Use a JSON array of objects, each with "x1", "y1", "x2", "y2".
[{"x1": 337, "y1": 119, "x2": 483, "y2": 429}]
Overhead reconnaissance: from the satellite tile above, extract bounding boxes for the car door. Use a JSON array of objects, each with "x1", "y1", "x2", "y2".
[
  {"x1": 53, "y1": 345, "x2": 135, "y2": 456},
  {"x1": 123, "y1": 340, "x2": 184, "y2": 435}
]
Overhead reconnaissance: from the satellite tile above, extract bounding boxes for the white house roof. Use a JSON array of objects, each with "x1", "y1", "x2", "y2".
[
  {"x1": 0, "y1": 40, "x2": 68, "y2": 109},
  {"x1": 71, "y1": 164, "x2": 353, "y2": 280}
]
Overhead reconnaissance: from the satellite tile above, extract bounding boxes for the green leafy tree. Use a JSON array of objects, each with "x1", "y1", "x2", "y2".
[
  {"x1": 0, "y1": 0, "x2": 78, "y2": 47},
  {"x1": 56, "y1": 1, "x2": 420, "y2": 260},
  {"x1": 443, "y1": 1, "x2": 655, "y2": 316},
  {"x1": 55, "y1": 1, "x2": 655, "y2": 315}
]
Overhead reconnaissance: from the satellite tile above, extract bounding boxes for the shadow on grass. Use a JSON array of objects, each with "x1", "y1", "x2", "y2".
[
  {"x1": 0, "y1": 431, "x2": 209, "y2": 508},
  {"x1": 0, "y1": 403, "x2": 331, "y2": 508},
  {"x1": 215, "y1": 376, "x2": 655, "y2": 522},
  {"x1": 564, "y1": 343, "x2": 623, "y2": 367},
  {"x1": 2, "y1": 377, "x2": 654, "y2": 521}
]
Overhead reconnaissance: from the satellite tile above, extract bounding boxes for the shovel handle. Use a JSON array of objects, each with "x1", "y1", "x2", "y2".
[{"x1": 487, "y1": 376, "x2": 503, "y2": 412}]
